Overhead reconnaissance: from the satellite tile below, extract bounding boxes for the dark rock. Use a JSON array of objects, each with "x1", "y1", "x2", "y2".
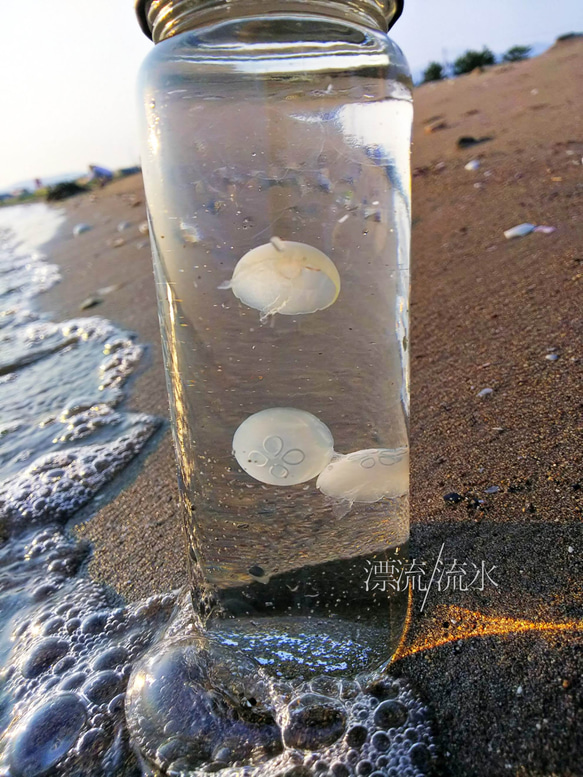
[
  {"x1": 444, "y1": 492, "x2": 463, "y2": 504},
  {"x1": 457, "y1": 135, "x2": 493, "y2": 149}
]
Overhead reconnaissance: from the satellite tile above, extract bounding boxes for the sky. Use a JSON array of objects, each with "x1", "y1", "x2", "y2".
[{"x1": 0, "y1": 0, "x2": 580, "y2": 191}]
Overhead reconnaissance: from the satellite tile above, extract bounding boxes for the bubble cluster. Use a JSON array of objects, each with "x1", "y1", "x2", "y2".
[
  {"x1": 0, "y1": 206, "x2": 170, "y2": 774},
  {"x1": 52, "y1": 404, "x2": 124, "y2": 444},
  {"x1": 0, "y1": 311, "x2": 153, "y2": 486},
  {"x1": 125, "y1": 631, "x2": 436, "y2": 777},
  {"x1": 0, "y1": 527, "x2": 177, "y2": 777},
  {"x1": 0, "y1": 417, "x2": 157, "y2": 529},
  {"x1": 0, "y1": 217, "x2": 158, "y2": 519}
]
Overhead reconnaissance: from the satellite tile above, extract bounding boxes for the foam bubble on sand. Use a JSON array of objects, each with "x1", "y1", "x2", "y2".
[
  {"x1": 0, "y1": 526, "x2": 177, "y2": 777},
  {"x1": 0, "y1": 416, "x2": 157, "y2": 530},
  {"x1": 0, "y1": 216, "x2": 153, "y2": 485},
  {"x1": 126, "y1": 630, "x2": 435, "y2": 777}
]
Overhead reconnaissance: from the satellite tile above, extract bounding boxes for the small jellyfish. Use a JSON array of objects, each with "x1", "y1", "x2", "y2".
[
  {"x1": 316, "y1": 448, "x2": 409, "y2": 504},
  {"x1": 219, "y1": 237, "x2": 340, "y2": 319},
  {"x1": 233, "y1": 407, "x2": 334, "y2": 486}
]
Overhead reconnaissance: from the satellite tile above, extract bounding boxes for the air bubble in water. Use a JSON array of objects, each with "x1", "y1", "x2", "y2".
[
  {"x1": 125, "y1": 635, "x2": 283, "y2": 772},
  {"x1": 7, "y1": 693, "x2": 87, "y2": 776}
]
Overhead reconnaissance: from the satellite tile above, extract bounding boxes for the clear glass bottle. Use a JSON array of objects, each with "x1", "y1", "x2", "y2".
[{"x1": 136, "y1": 0, "x2": 411, "y2": 681}]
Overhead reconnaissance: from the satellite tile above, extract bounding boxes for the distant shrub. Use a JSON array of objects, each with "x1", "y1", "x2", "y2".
[
  {"x1": 423, "y1": 62, "x2": 445, "y2": 83},
  {"x1": 556, "y1": 32, "x2": 583, "y2": 43},
  {"x1": 46, "y1": 182, "x2": 87, "y2": 202},
  {"x1": 453, "y1": 47, "x2": 496, "y2": 75},
  {"x1": 502, "y1": 45, "x2": 532, "y2": 62}
]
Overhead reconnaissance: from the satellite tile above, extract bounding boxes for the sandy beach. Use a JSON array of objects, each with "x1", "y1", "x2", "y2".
[{"x1": 36, "y1": 38, "x2": 583, "y2": 775}]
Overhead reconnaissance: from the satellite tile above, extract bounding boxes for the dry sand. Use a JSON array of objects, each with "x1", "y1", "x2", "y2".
[{"x1": 39, "y1": 39, "x2": 582, "y2": 775}]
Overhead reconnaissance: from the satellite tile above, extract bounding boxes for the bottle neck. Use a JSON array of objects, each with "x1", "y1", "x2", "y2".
[{"x1": 139, "y1": 0, "x2": 401, "y2": 43}]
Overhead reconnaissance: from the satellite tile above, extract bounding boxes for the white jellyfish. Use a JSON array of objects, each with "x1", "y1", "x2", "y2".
[
  {"x1": 219, "y1": 237, "x2": 340, "y2": 320},
  {"x1": 233, "y1": 407, "x2": 334, "y2": 486},
  {"x1": 316, "y1": 447, "x2": 409, "y2": 504}
]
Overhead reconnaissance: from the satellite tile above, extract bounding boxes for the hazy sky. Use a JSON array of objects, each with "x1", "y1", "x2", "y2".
[{"x1": 0, "y1": 0, "x2": 580, "y2": 190}]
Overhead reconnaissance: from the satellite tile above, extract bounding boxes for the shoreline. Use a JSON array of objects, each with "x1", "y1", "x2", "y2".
[
  {"x1": 38, "y1": 176, "x2": 188, "y2": 601},
  {"x1": 25, "y1": 39, "x2": 583, "y2": 775}
]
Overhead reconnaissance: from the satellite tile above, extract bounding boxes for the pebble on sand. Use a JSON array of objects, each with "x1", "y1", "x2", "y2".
[
  {"x1": 457, "y1": 135, "x2": 492, "y2": 149},
  {"x1": 444, "y1": 492, "x2": 463, "y2": 504},
  {"x1": 79, "y1": 297, "x2": 103, "y2": 311},
  {"x1": 425, "y1": 119, "x2": 448, "y2": 134},
  {"x1": 73, "y1": 224, "x2": 91, "y2": 236},
  {"x1": 464, "y1": 160, "x2": 481, "y2": 171}
]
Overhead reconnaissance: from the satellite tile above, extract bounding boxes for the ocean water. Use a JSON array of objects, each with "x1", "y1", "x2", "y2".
[{"x1": 0, "y1": 205, "x2": 436, "y2": 776}]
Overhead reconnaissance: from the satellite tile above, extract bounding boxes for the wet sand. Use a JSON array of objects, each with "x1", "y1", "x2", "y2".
[{"x1": 40, "y1": 38, "x2": 582, "y2": 775}]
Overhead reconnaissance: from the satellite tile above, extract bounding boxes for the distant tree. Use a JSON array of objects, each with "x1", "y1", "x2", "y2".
[
  {"x1": 556, "y1": 32, "x2": 583, "y2": 43},
  {"x1": 453, "y1": 47, "x2": 496, "y2": 75},
  {"x1": 423, "y1": 62, "x2": 445, "y2": 82},
  {"x1": 502, "y1": 45, "x2": 532, "y2": 62}
]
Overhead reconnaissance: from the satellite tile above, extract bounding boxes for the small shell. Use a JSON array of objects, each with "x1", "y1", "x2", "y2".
[{"x1": 503, "y1": 223, "x2": 535, "y2": 239}]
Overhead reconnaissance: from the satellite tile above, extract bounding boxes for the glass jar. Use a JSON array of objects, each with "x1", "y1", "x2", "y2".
[{"x1": 136, "y1": 0, "x2": 411, "y2": 681}]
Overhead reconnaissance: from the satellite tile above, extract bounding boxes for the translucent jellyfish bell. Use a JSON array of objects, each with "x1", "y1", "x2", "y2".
[
  {"x1": 316, "y1": 448, "x2": 409, "y2": 504},
  {"x1": 233, "y1": 407, "x2": 334, "y2": 486},
  {"x1": 220, "y1": 237, "x2": 340, "y2": 319}
]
